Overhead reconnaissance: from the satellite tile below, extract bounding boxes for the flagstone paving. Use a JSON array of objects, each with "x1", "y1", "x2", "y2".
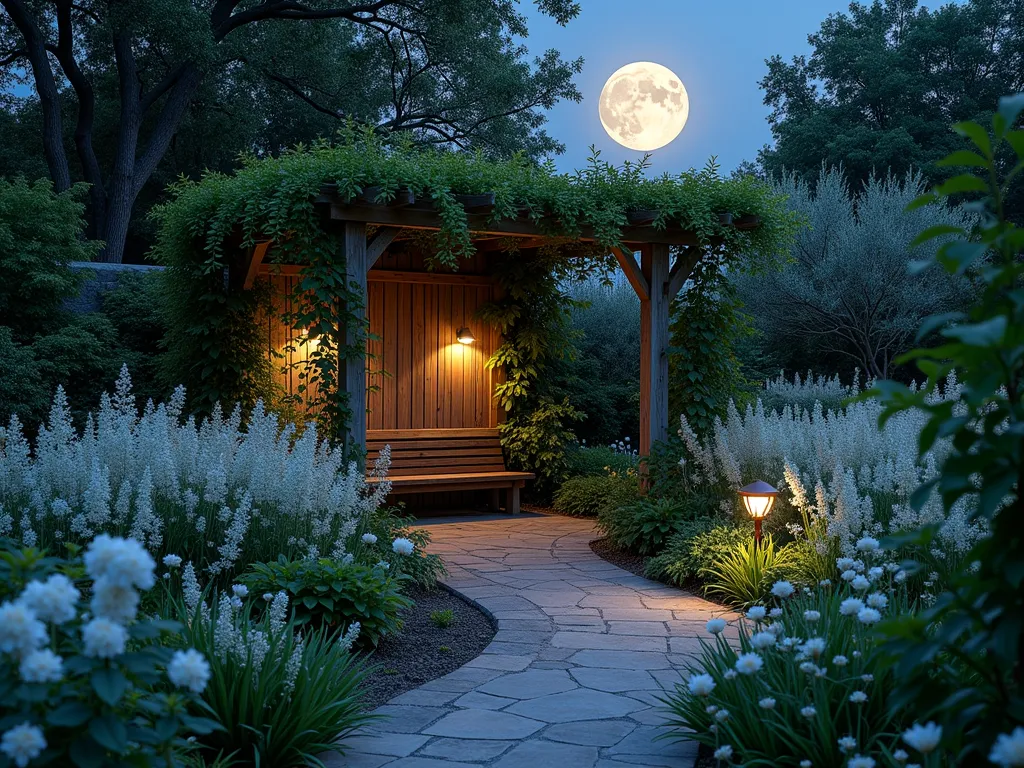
[{"x1": 324, "y1": 514, "x2": 738, "y2": 767}]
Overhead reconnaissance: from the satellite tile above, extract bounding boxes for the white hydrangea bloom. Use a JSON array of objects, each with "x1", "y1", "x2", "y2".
[
  {"x1": 82, "y1": 618, "x2": 128, "y2": 659},
  {"x1": 0, "y1": 722, "x2": 46, "y2": 767},
  {"x1": 989, "y1": 727, "x2": 1024, "y2": 767},
  {"x1": 168, "y1": 649, "x2": 211, "y2": 693},
  {"x1": 90, "y1": 579, "x2": 140, "y2": 623},
  {"x1": 19, "y1": 649, "x2": 63, "y2": 683},
  {"x1": 18, "y1": 574, "x2": 79, "y2": 624},
  {"x1": 391, "y1": 537, "x2": 414, "y2": 555},
  {"x1": 0, "y1": 603, "x2": 46, "y2": 657}
]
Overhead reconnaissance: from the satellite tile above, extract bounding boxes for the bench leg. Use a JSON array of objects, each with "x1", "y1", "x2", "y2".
[
  {"x1": 510, "y1": 483, "x2": 520, "y2": 515},
  {"x1": 489, "y1": 488, "x2": 501, "y2": 512}
]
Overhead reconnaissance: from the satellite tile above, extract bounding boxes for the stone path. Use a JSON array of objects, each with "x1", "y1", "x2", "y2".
[{"x1": 327, "y1": 514, "x2": 736, "y2": 768}]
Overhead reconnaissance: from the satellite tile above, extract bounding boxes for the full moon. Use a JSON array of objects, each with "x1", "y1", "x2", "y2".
[{"x1": 599, "y1": 62, "x2": 689, "y2": 151}]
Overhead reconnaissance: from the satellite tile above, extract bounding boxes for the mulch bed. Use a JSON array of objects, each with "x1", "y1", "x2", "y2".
[{"x1": 357, "y1": 584, "x2": 496, "y2": 710}]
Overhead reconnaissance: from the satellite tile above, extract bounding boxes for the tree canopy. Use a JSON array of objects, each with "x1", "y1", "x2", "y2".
[{"x1": 0, "y1": 0, "x2": 584, "y2": 263}]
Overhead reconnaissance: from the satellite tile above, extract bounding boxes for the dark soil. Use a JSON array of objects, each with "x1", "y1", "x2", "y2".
[
  {"x1": 357, "y1": 584, "x2": 496, "y2": 710},
  {"x1": 589, "y1": 536, "x2": 650, "y2": 577},
  {"x1": 695, "y1": 743, "x2": 715, "y2": 767}
]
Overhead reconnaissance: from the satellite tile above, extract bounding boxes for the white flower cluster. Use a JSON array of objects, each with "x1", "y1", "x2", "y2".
[
  {"x1": 679, "y1": 371, "x2": 986, "y2": 555},
  {"x1": 0, "y1": 367, "x2": 391, "y2": 574}
]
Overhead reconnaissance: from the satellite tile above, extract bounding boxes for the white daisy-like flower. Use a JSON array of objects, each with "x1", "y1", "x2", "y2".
[
  {"x1": 767, "y1": 622, "x2": 785, "y2": 637},
  {"x1": 771, "y1": 580, "x2": 795, "y2": 599},
  {"x1": 868, "y1": 566, "x2": 884, "y2": 581},
  {"x1": 687, "y1": 673, "x2": 715, "y2": 696},
  {"x1": 735, "y1": 652, "x2": 763, "y2": 675},
  {"x1": 758, "y1": 697, "x2": 776, "y2": 710},
  {"x1": 841, "y1": 569, "x2": 857, "y2": 582},
  {"x1": 837, "y1": 557, "x2": 856, "y2": 571},
  {"x1": 750, "y1": 631, "x2": 777, "y2": 650},
  {"x1": 803, "y1": 610, "x2": 821, "y2": 623},
  {"x1": 840, "y1": 598, "x2": 865, "y2": 616},
  {"x1": 392, "y1": 538, "x2": 414, "y2": 555},
  {"x1": 799, "y1": 637, "x2": 826, "y2": 658},
  {"x1": 19, "y1": 649, "x2": 63, "y2": 684},
  {"x1": 723, "y1": 669, "x2": 738, "y2": 680},
  {"x1": 988, "y1": 727, "x2": 1024, "y2": 767},
  {"x1": 848, "y1": 756, "x2": 875, "y2": 768},
  {"x1": 0, "y1": 722, "x2": 46, "y2": 767},
  {"x1": 713, "y1": 745, "x2": 733, "y2": 761},
  {"x1": 714, "y1": 708, "x2": 730, "y2": 722},
  {"x1": 18, "y1": 575, "x2": 79, "y2": 624},
  {"x1": 769, "y1": 607, "x2": 783, "y2": 618},
  {"x1": 838, "y1": 736, "x2": 857, "y2": 753},
  {"x1": 800, "y1": 705, "x2": 816, "y2": 718},
  {"x1": 856, "y1": 537, "x2": 879, "y2": 553},
  {"x1": 0, "y1": 602, "x2": 46, "y2": 657},
  {"x1": 849, "y1": 690, "x2": 868, "y2": 704},
  {"x1": 903, "y1": 722, "x2": 942, "y2": 753},
  {"x1": 361, "y1": 533, "x2": 378, "y2": 545},
  {"x1": 167, "y1": 649, "x2": 211, "y2": 693},
  {"x1": 833, "y1": 655, "x2": 849, "y2": 667},
  {"x1": 163, "y1": 554, "x2": 182, "y2": 568},
  {"x1": 232, "y1": 584, "x2": 248, "y2": 598},
  {"x1": 706, "y1": 618, "x2": 727, "y2": 634},
  {"x1": 746, "y1": 606, "x2": 766, "y2": 622},
  {"x1": 866, "y1": 592, "x2": 888, "y2": 609},
  {"x1": 857, "y1": 608, "x2": 881, "y2": 625},
  {"x1": 851, "y1": 576, "x2": 871, "y2": 592},
  {"x1": 799, "y1": 661, "x2": 818, "y2": 674},
  {"x1": 82, "y1": 618, "x2": 127, "y2": 659}
]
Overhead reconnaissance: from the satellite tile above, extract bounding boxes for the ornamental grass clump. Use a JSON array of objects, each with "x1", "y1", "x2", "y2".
[
  {"x1": 0, "y1": 367, "x2": 391, "y2": 581},
  {"x1": 662, "y1": 536, "x2": 924, "y2": 767},
  {"x1": 0, "y1": 535, "x2": 218, "y2": 767}
]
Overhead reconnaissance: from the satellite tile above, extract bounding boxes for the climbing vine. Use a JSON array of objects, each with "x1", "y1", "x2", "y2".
[{"x1": 152, "y1": 131, "x2": 796, "y2": 461}]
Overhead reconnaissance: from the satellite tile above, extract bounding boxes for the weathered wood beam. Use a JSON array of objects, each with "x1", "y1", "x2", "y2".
[
  {"x1": 626, "y1": 209, "x2": 658, "y2": 226},
  {"x1": 639, "y1": 243, "x2": 671, "y2": 459},
  {"x1": 341, "y1": 221, "x2": 368, "y2": 455},
  {"x1": 668, "y1": 246, "x2": 701, "y2": 298},
  {"x1": 359, "y1": 186, "x2": 415, "y2": 207},
  {"x1": 612, "y1": 247, "x2": 650, "y2": 302},
  {"x1": 367, "y1": 226, "x2": 401, "y2": 268},
  {"x1": 454, "y1": 192, "x2": 496, "y2": 213},
  {"x1": 243, "y1": 241, "x2": 272, "y2": 289}
]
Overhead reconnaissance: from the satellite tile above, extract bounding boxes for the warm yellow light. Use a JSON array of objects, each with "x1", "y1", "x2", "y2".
[
  {"x1": 456, "y1": 327, "x2": 475, "y2": 344},
  {"x1": 739, "y1": 480, "x2": 779, "y2": 519}
]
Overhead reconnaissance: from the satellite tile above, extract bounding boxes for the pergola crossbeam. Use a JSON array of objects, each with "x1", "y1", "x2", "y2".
[
  {"x1": 612, "y1": 247, "x2": 650, "y2": 302},
  {"x1": 668, "y1": 246, "x2": 701, "y2": 298},
  {"x1": 367, "y1": 226, "x2": 401, "y2": 268},
  {"x1": 243, "y1": 241, "x2": 272, "y2": 290}
]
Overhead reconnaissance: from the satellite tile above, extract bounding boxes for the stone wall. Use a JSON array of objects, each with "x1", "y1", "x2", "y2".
[{"x1": 66, "y1": 261, "x2": 165, "y2": 314}]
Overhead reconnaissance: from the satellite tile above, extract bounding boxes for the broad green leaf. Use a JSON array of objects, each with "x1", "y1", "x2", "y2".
[
  {"x1": 997, "y1": 93, "x2": 1024, "y2": 132},
  {"x1": 936, "y1": 150, "x2": 989, "y2": 168},
  {"x1": 47, "y1": 702, "x2": 92, "y2": 728},
  {"x1": 942, "y1": 316, "x2": 1007, "y2": 346},
  {"x1": 89, "y1": 715, "x2": 128, "y2": 754},
  {"x1": 952, "y1": 121, "x2": 992, "y2": 157},
  {"x1": 90, "y1": 667, "x2": 129, "y2": 707},
  {"x1": 935, "y1": 174, "x2": 989, "y2": 196},
  {"x1": 910, "y1": 224, "x2": 967, "y2": 248}
]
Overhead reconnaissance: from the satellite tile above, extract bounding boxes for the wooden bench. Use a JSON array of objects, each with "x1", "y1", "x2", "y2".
[{"x1": 365, "y1": 428, "x2": 534, "y2": 513}]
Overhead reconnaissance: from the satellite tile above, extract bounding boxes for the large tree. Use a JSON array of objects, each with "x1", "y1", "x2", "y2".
[
  {"x1": 758, "y1": 0, "x2": 1024, "y2": 202},
  {"x1": 0, "y1": 0, "x2": 582, "y2": 262}
]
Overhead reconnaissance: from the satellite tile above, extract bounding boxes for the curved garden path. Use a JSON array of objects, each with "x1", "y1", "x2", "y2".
[{"x1": 327, "y1": 514, "x2": 737, "y2": 768}]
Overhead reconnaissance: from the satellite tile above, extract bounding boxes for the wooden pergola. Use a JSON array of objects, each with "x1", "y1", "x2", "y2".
[{"x1": 242, "y1": 184, "x2": 758, "y2": 507}]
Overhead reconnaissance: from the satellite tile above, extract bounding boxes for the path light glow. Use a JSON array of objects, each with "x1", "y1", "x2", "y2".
[
  {"x1": 738, "y1": 480, "x2": 779, "y2": 547},
  {"x1": 599, "y1": 62, "x2": 689, "y2": 151}
]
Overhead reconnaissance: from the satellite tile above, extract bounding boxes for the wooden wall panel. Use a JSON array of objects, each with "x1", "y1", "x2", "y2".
[{"x1": 261, "y1": 274, "x2": 322, "y2": 412}]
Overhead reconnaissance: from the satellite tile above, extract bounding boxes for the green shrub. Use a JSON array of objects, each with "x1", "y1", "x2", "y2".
[
  {"x1": 240, "y1": 557, "x2": 411, "y2": 647},
  {"x1": 700, "y1": 534, "x2": 799, "y2": 607},
  {"x1": 430, "y1": 609, "x2": 455, "y2": 628},
  {"x1": 353, "y1": 507, "x2": 447, "y2": 589},
  {"x1": 564, "y1": 445, "x2": 638, "y2": 477},
  {"x1": 100, "y1": 270, "x2": 169, "y2": 405},
  {"x1": 552, "y1": 474, "x2": 638, "y2": 518},
  {"x1": 597, "y1": 497, "x2": 687, "y2": 555},
  {"x1": 179, "y1": 590, "x2": 373, "y2": 766},
  {"x1": 0, "y1": 327, "x2": 49, "y2": 427},
  {"x1": 645, "y1": 519, "x2": 745, "y2": 586}
]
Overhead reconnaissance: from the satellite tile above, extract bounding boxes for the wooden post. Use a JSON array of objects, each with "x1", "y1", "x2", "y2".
[
  {"x1": 341, "y1": 221, "x2": 368, "y2": 454},
  {"x1": 639, "y1": 243, "x2": 671, "y2": 458}
]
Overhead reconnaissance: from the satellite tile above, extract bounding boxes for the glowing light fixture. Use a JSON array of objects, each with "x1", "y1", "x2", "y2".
[
  {"x1": 456, "y1": 327, "x2": 476, "y2": 344},
  {"x1": 738, "y1": 480, "x2": 779, "y2": 547}
]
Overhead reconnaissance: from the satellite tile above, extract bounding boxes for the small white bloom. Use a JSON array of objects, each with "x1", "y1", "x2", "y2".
[
  {"x1": 361, "y1": 533, "x2": 378, "y2": 545},
  {"x1": 375, "y1": 561, "x2": 390, "y2": 570},
  {"x1": 770, "y1": 607, "x2": 783, "y2": 618},
  {"x1": 903, "y1": 722, "x2": 942, "y2": 753},
  {"x1": 848, "y1": 756, "x2": 875, "y2": 768},
  {"x1": 723, "y1": 669, "x2": 738, "y2": 680},
  {"x1": 837, "y1": 557, "x2": 856, "y2": 571},
  {"x1": 799, "y1": 637, "x2": 826, "y2": 658},
  {"x1": 893, "y1": 749, "x2": 909, "y2": 762},
  {"x1": 82, "y1": 618, "x2": 128, "y2": 659},
  {"x1": 800, "y1": 705, "x2": 816, "y2": 718},
  {"x1": 735, "y1": 652, "x2": 763, "y2": 675},
  {"x1": 392, "y1": 537, "x2": 414, "y2": 556},
  {"x1": 168, "y1": 649, "x2": 211, "y2": 693},
  {"x1": 90, "y1": 578, "x2": 139, "y2": 623},
  {"x1": 746, "y1": 606, "x2": 766, "y2": 622},
  {"x1": 705, "y1": 704, "x2": 719, "y2": 715},
  {"x1": 230, "y1": 596, "x2": 243, "y2": 610},
  {"x1": 759, "y1": 697, "x2": 776, "y2": 709},
  {"x1": 19, "y1": 649, "x2": 63, "y2": 683},
  {"x1": 860, "y1": 673, "x2": 874, "y2": 683},
  {"x1": 263, "y1": 593, "x2": 274, "y2": 601},
  {"x1": 894, "y1": 569, "x2": 907, "y2": 584},
  {"x1": 163, "y1": 554, "x2": 182, "y2": 568},
  {"x1": 840, "y1": 598, "x2": 865, "y2": 616},
  {"x1": 849, "y1": 690, "x2": 868, "y2": 704},
  {"x1": 0, "y1": 722, "x2": 46, "y2": 767},
  {"x1": 868, "y1": 566, "x2": 884, "y2": 581},
  {"x1": 838, "y1": 736, "x2": 857, "y2": 753},
  {"x1": 851, "y1": 576, "x2": 871, "y2": 592},
  {"x1": 750, "y1": 631, "x2": 777, "y2": 650},
  {"x1": 988, "y1": 727, "x2": 1024, "y2": 767},
  {"x1": 83, "y1": 534, "x2": 156, "y2": 591},
  {"x1": 803, "y1": 610, "x2": 821, "y2": 623},
  {"x1": 833, "y1": 655, "x2": 849, "y2": 667},
  {"x1": 767, "y1": 622, "x2": 785, "y2": 637},
  {"x1": 231, "y1": 584, "x2": 248, "y2": 598},
  {"x1": 714, "y1": 708, "x2": 730, "y2": 722},
  {"x1": 0, "y1": 602, "x2": 46, "y2": 657},
  {"x1": 857, "y1": 608, "x2": 881, "y2": 625},
  {"x1": 687, "y1": 673, "x2": 715, "y2": 696},
  {"x1": 800, "y1": 762, "x2": 812, "y2": 768},
  {"x1": 713, "y1": 745, "x2": 733, "y2": 761},
  {"x1": 799, "y1": 661, "x2": 818, "y2": 674},
  {"x1": 866, "y1": 592, "x2": 888, "y2": 609},
  {"x1": 819, "y1": 579, "x2": 832, "y2": 587},
  {"x1": 19, "y1": 575, "x2": 79, "y2": 624},
  {"x1": 841, "y1": 569, "x2": 857, "y2": 582},
  {"x1": 856, "y1": 537, "x2": 879, "y2": 553},
  {"x1": 853, "y1": 650, "x2": 862, "y2": 658},
  {"x1": 771, "y1": 580, "x2": 795, "y2": 599},
  {"x1": 706, "y1": 618, "x2": 727, "y2": 634}
]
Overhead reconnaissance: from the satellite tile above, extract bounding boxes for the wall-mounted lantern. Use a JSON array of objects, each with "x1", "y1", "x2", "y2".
[
  {"x1": 456, "y1": 327, "x2": 476, "y2": 344},
  {"x1": 738, "y1": 480, "x2": 779, "y2": 547}
]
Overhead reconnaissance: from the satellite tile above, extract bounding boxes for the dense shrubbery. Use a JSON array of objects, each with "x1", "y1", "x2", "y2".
[
  {"x1": 597, "y1": 497, "x2": 690, "y2": 555},
  {"x1": 564, "y1": 444, "x2": 639, "y2": 478},
  {"x1": 646, "y1": 521, "x2": 747, "y2": 587},
  {"x1": 552, "y1": 474, "x2": 638, "y2": 518}
]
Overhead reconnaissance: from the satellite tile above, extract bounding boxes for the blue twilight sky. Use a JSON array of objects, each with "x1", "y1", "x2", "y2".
[{"x1": 518, "y1": 1, "x2": 933, "y2": 176}]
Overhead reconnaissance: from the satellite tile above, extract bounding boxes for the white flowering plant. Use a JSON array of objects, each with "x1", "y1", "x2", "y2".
[
  {"x1": 352, "y1": 507, "x2": 447, "y2": 588},
  {"x1": 0, "y1": 535, "x2": 219, "y2": 768},
  {"x1": 173, "y1": 570, "x2": 373, "y2": 766},
  {"x1": 662, "y1": 540, "x2": 943, "y2": 767},
  {"x1": 0, "y1": 368, "x2": 391, "y2": 582}
]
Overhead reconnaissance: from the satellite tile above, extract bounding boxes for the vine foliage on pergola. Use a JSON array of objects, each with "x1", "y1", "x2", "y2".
[{"x1": 152, "y1": 131, "x2": 796, "y2": 463}]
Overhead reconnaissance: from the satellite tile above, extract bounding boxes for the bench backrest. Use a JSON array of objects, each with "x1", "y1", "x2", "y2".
[{"x1": 366, "y1": 428, "x2": 507, "y2": 476}]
